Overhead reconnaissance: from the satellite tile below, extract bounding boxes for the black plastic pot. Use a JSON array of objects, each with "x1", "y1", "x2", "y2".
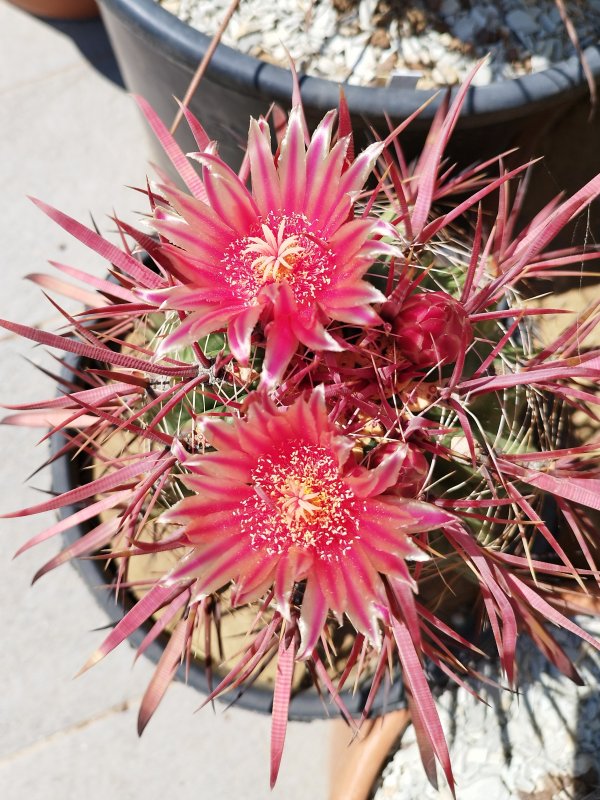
[
  {"x1": 50, "y1": 353, "x2": 407, "y2": 721},
  {"x1": 97, "y1": 0, "x2": 600, "y2": 172}
]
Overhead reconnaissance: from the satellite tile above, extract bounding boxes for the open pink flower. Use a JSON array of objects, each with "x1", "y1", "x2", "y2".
[
  {"x1": 141, "y1": 107, "x2": 392, "y2": 385},
  {"x1": 163, "y1": 387, "x2": 450, "y2": 657}
]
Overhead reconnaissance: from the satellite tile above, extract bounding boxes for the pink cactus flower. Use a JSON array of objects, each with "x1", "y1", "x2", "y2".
[
  {"x1": 141, "y1": 107, "x2": 393, "y2": 386},
  {"x1": 163, "y1": 387, "x2": 449, "y2": 656},
  {"x1": 392, "y1": 290, "x2": 473, "y2": 369}
]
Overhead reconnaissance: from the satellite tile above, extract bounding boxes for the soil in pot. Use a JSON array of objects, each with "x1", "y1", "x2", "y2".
[{"x1": 158, "y1": 0, "x2": 600, "y2": 89}]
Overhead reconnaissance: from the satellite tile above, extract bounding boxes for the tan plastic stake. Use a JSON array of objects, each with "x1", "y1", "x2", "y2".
[{"x1": 329, "y1": 709, "x2": 411, "y2": 800}]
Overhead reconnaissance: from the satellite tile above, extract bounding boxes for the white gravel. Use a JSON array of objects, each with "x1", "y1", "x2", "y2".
[
  {"x1": 156, "y1": 0, "x2": 600, "y2": 88},
  {"x1": 374, "y1": 616, "x2": 600, "y2": 800}
]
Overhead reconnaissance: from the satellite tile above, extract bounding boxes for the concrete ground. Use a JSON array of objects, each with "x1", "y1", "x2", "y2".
[{"x1": 0, "y1": 4, "x2": 330, "y2": 799}]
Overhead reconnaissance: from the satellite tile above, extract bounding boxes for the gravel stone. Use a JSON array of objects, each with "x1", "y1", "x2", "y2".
[
  {"x1": 470, "y1": 62, "x2": 493, "y2": 86},
  {"x1": 157, "y1": 0, "x2": 600, "y2": 89},
  {"x1": 373, "y1": 616, "x2": 600, "y2": 800},
  {"x1": 506, "y1": 8, "x2": 537, "y2": 36},
  {"x1": 469, "y1": 7, "x2": 488, "y2": 32},
  {"x1": 531, "y1": 54, "x2": 551, "y2": 71},
  {"x1": 440, "y1": 0, "x2": 460, "y2": 15},
  {"x1": 452, "y1": 15, "x2": 477, "y2": 43}
]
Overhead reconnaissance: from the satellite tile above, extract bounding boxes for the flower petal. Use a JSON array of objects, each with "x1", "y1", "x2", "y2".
[
  {"x1": 325, "y1": 304, "x2": 383, "y2": 326},
  {"x1": 157, "y1": 182, "x2": 234, "y2": 245},
  {"x1": 347, "y1": 445, "x2": 408, "y2": 498},
  {"x1": 192, "y1": 152, "x2": 260, "y2": 234},
  {"x1": 228, "y1": 304, "x2": 262, "y2": 364},
  {"x1": 304, "y1": 136, "x2": 349, "y2": 222},
  {"x1": 315, "y1": 558, "x2": 347, "y2": 614},
  {"x1": 261, "y1": 309, "x2": 299, "y2": 389},
  {"x1": 232, "y1": 556, "x2": 276, "y2": 606},
  {"x1": 298, "y1": 577, "x2": 328, "y2": 659},
  {"x1": 248, "y1": 118, "x2": 282, "y2": 215},
  {"x1": 358, "y1": 538, "x2": 417, "y2": 587},
  {"x1": 278, "y1": 106, "x2": 307, "y2": 213},
  {"x1": 199, "y1": 416, "x2": 243, "y2": 452},
  {"x1": 166, "y1": 534, "x2": 243, "y2": 583},
  {"x1": 292, "y1": 315, "x2": 342, "y2": 352},
  {"x1": 152, "y1": 217, "x2": 223, "y2": 265},
  {"x1": 191, "y1": 450, "x2": 254, "y2": 482},
  {"x1": 320, "y1": 280, "x2": 386, "y2": 309},
  {"x1": 305, "y1": 109, "x2": 337, "y2": 180},
  {"x1": 182, "y1": 511, "x2": 242, "y2": 543},
  {"x1": 154, "y1": 285, "x2": 238, "y2": 311},
  {"x1": 342, "y1": 550, "x2": 382, "y2": 645},
  {"x1": 194, "y1": 543, "x2": 258, "y2": 596},
  {"x1": 163, "y1": 485, "x2": 250, "y2": 521},
  {"x1": 322, "y1": 141, "x2": 384, "y2": 233},
  {"x1": 327, "y1": 217, "x2": 382, "y2": 264},
  {"x1": 273, "y1": 553, "x2": 302, "y2": 619},
  {"x1": 156, "y1": 305, "x2": 242, "y2": 356}
]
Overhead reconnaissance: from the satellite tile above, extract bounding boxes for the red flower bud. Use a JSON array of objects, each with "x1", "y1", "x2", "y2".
[{"x1": 392, "y1": 291, "x2": 472, "y2": 368}]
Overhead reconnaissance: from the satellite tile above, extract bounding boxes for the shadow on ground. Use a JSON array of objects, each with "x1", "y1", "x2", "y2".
[{"x1": 44, "y1": 16, "x2": 124, "y2": 87}]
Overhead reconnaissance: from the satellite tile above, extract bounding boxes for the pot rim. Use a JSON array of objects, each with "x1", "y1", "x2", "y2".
[{"x1": 98, "y1": 0, "x2": 600, "y2": 126}]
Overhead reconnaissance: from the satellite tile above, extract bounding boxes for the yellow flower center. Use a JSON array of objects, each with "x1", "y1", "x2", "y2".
[
  {"x1": 236, "y1": 443, "x2": 363, "y2": 559},
  {"x1": 275, "y1": 475, "x2": 326, "y2": 524},
  {"x1": 223, "y1": 212, "x2": 333, "y2": 306},
  {"x1": 242, "y1": 220, "x2": 302, "y2": 283}
]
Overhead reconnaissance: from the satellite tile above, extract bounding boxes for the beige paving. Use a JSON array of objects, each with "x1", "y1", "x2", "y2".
[{"x1": 0, "y1": 5, "x2": 330, "y2": 798}]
